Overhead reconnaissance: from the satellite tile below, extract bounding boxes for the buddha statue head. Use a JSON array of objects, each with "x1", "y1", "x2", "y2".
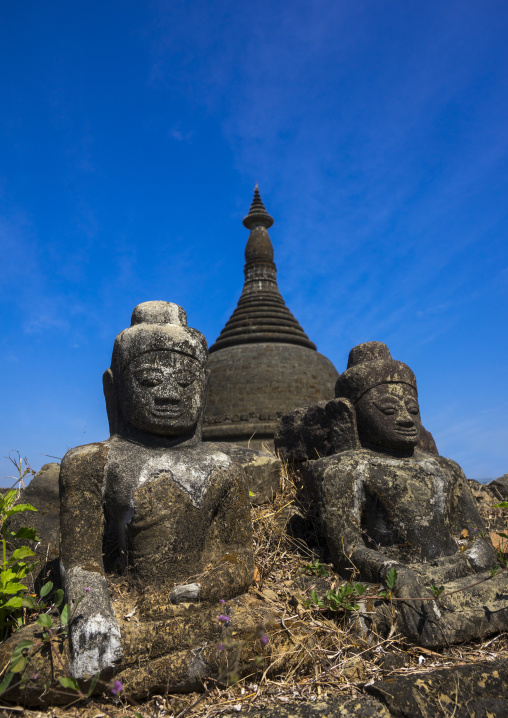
[
  {"x1": 334, "y1": 341, "x2": 421, "y2": 454},
  {"x1": 103, "y1": 301, "x2": 208, "y2": 440}
]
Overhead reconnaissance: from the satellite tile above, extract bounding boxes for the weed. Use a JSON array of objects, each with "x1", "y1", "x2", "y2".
[{"x1": 301, "y1": 559, "x2": 329, "y2": 577}]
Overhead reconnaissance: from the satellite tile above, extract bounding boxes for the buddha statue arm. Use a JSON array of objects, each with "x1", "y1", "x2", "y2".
[
  {"x1": 319, "y1": 464, "x2": 407, "y2": 583},
  {"x1": 59, "y1": 443, "x2": 123, "y2": 678},
  {"x1": 171, "y1": 467, "x2": 254, "y2": 605}
]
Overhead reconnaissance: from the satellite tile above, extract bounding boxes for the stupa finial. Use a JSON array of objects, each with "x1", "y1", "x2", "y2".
[{"x1": 242, "y1": 185, "x2": 274, "y2": 230}]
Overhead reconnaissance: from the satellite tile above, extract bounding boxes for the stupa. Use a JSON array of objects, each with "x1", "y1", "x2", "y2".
[{"x1": 203, "y1": 186, "x2": 339, "y2": 448}]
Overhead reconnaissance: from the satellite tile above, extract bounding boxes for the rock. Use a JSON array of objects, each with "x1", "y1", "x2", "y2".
[
  {"x1": 224, "y1": 445, "x2": 282, "y2": 504},
  {"x1": 274, "y1": 401, "x2": 336, "y2": 462},
  {"x1": 8, "y1": 462, "x2": 61, "y2": 562},
  {"x1": 467, "y1": 479, "x2": 508, "y2": 532},
  {"x1": 366, "y1": 659, "x2": 508, "y2": 718},
  {"x1": 490, "y1": 473, "x2": 508, "y2": 500},
  {"x1": 248, "y1": 696, "x2": 389, "y2": 718}
]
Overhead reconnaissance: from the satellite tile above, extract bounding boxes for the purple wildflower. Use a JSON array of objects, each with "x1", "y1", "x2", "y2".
[
  {"x1": 85, "y1": 587, "x2": 91, "y2": 593},
  {"x1": 217, "y1": 614, "x2": 230, "y2": 624},
  {"x1": 217, "y1": 643, "x2": 224, "y2": 651},
  {"x1": 111, "y1": 680, "x2": 123, "y2": 695},
  {"x1": 33, "y1": 674, "x2": 38, "y2": 680},
  {"x1": 260, "y1": 634, "x2": 269, "y2": 645},
  {"x1": 220, "y1": 598, "x2": 226, "y2": 605}
]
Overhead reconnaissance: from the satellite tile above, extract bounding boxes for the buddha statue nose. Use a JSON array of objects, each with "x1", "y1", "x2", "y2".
[
  {"x1": 154, "y1": 380, "x2": 182, "y2": 402},
  {"x1": 396, "y1": 406, "x2": 414, "y2": 425}
]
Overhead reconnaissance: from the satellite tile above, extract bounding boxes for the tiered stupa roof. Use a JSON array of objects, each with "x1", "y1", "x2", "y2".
[
  {"x1": 210, "y1": 186, "x2": 316, "y2": 353},
  {"x1": 203, "y1": 187, "x2": 338, "y2": 447}
]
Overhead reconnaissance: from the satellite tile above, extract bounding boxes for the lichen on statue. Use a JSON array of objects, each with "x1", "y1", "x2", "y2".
[
  {"x1": 308, "y1": 341, "x2": 508, "y2": 647},
  {"x1": 9, "y1": 301, "x2": 260, "y2": 702}
]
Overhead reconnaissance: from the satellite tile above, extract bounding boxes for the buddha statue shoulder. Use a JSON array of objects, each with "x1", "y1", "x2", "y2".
[
  {"x1": 59, "y1": 302, "x2": 254, "y2": 679},
  {"x1": 307, "y1": 342, "x2": 507, "y2": 646}
]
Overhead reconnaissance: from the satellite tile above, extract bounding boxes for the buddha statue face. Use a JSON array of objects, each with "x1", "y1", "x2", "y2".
[
  {"x1": 354, "y1": 383, "x2": 421, "y2": 453},
  {"x1": 117, "y1": 349, "x2": 206, "y2": 437}
]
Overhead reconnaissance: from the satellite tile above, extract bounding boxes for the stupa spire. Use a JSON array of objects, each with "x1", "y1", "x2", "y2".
[
  {"x1": 209, "y1": 187, "x2": 315, "y2": 353},
  {"x1": 242, "y1": 184, "x2": 274, "y2": 229}
]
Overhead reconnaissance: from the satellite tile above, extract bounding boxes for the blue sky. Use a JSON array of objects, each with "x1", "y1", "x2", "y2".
[{"x1": 1, "y1": 0, "x2": 507, "y2": 484}]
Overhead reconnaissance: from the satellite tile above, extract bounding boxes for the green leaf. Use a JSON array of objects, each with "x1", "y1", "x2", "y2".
[
  {"x1": 87, "y1": 672, "x2": 100, "y2": 697},
  {"x1": 1, "y1": 596, "x2": 23, "y2": 610},
  {"x1": 248, "y1": 491, "x2": 255, "y2": 497},
  {"x1": 11, "y1": 546, "x2": 35, "y2": 561},
  {"x1": 354, "y1": 582, "x2": 366, "y2": 596},
  {"x1": 39, "y1": 581, "x2": 53, "y2": 599},
  {"x1": 59, "y1": 676, "x2": 80, "y2": 692},
  {"x1": 60, "y1": 603, "x2": 70, "y2": 626},
  {"x1": 0, "y1": 671, "x2": 14, "y2": 694},
  {"x1": 4, "y1": 503, "x2": 37, "y2": 518},
  {"x1": 0, "y1": 569, "x2": 16, "y2": 585},
  {"x1": 385, "y1": 568, "x2": 398, "y2": 590},
  {"x1": 10, "y1": 639, "x2": 34, "y2": 659},
  {"x1": 496, "y1": 532, "x2": 508, "y2": 540},
  {"x1": 37, "y1": 613, "x2": 52, "y2": 629},
  {"x1": 493, "y1": 502, "x2": 508, "y2": 509},
  {"x1": 1, "y1": 490, "x2": 18, "y2": 509},
  {"x1": 2, "y1": 582, "x2": 28, "y2": 594},
  {"x1": 53, "y1": 588, "x2": 64, "y2": 608},
  {"x1": 10, "y1": 656, "x2": 27, "y2": 674},
  {"x1": 21, "y1": 595, "x2": 36, "y2": 609},
  {"x1": 10, "y1": 527, "x2": 38, "y2": 541}
]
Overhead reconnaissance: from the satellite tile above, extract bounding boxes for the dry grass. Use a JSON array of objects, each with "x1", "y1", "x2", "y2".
[{"x1": 4, "y1": 460, "x2": 508, "y2": 718}]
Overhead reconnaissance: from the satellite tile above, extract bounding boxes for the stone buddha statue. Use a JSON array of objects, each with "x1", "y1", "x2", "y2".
[
  {"x1": 307, "y1": 341, "x2": 508, "y2": 647},
  {"x1": 1, "y1": 302, "x2": 262, "y2": 703},
  {"x1": 60, "y1": 301, "x2": 257, "y2": 687}
]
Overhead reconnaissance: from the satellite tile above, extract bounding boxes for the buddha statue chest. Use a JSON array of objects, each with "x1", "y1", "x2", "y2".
[
  {"x1": 103, "y1": 437, "x2": 233, "y2": 582},
  {"x1": 319, "y1": 449, "x2": 460, "y2": 564}
]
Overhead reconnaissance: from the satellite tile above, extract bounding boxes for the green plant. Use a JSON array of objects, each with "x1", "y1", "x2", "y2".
[
  {"x1": 0, "y1": 478, "x2": 39, "y2": 640},
  {"x1": 430, "y1": 583, "x2": 445, "y2": 598},
  {"x1": 325, "y1": 582, "x2": 366, "y2": 612},
  {"x1": 301, "y1": 559, "x2": 329, "y2": 577},
  {"x1": 304, "y1": 581, "x2": 366, "y2": 614},
  {"x1": 0, "y1": 582, "x2": 98, "y2": 698}
]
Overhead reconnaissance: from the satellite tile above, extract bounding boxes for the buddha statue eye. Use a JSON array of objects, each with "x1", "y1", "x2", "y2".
[
  {"x1": 407, "y1": 404, "x2": 419, "y2": 415},
  {"x1": 134, "y1": 370, "x2": 164, "y2": 387},
  {"x1": 176, "y1": 372, "x2": 197, "y2": 388},
  {"x1": 375, "y1": 403, "x2": 397, "y2": 415}
]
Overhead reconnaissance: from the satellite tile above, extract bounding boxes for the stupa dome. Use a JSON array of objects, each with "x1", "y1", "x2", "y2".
[{"x1": 203, "y1": 187, "x2": 339, "y2": 447}]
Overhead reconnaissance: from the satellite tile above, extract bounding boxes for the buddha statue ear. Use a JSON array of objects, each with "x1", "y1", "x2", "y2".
[
  {"x1": 325, "y1": 398, "x2": 361, "y2": 453},
  {"x1": 103, "y1": 368, "x2": 119, "y2": 436}
]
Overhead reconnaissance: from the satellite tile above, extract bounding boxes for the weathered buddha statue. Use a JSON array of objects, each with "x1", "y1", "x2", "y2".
[
  {"x1": 307, "y1": 341, "x2": 508, "y2": 647},
  {"x1": 2, "y1": 302, "x2": 262, "y2": 703},
  {"x1": 59, "y1": 301, "x2": 256, "y2": 686}
]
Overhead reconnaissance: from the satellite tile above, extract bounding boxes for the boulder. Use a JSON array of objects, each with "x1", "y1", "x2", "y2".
[
  {"x1": 8, "y1": 462, "x2": 61, "y2": 562},
  {"x1": 222, "y1": 445, "x2": 282, "y2": 504},
  {"x1": 366, "y1": 659, "x2": 508, "y2": 718}
]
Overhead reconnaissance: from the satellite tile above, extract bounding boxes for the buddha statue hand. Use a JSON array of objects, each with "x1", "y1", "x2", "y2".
[
  {"x1": 170, "y1": 583, "x2": 201, "y2": 604},
  {"x1": 65, "y1": 567, "x2": 123, "y2": 679},
  {"x1": 391, "y1": 566, "x2": 444, "y2": 647}
]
